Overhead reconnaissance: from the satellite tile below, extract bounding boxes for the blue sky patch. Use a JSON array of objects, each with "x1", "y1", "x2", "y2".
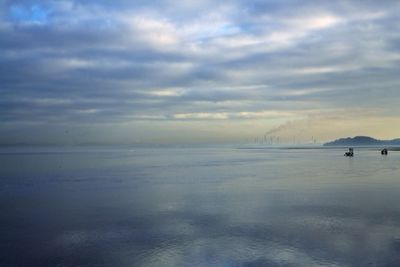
[{"x1": 9, "y1": 4, "x2": 49, "y2": 24}]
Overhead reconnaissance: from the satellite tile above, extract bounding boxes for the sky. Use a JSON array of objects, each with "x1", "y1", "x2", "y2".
[{"x1": 1, "y1": 0, "x2": 400, "y2": 145}]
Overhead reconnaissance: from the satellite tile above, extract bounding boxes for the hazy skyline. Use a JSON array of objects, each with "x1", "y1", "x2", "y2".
[{"x1": 1, "y1": 0, "x2": 400, "y2": 145}]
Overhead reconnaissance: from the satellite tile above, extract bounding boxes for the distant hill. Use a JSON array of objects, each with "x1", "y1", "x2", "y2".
[{"x1": 324, "y1": 136, "x2": 400, "y2": 146}]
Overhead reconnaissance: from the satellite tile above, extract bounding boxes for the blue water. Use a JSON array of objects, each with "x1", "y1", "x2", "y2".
[{"x1": 1, "y1": 146, "x2": 400, "y2": 266}]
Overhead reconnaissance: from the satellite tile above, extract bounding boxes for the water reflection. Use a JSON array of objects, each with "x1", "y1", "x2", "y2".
[{"x1": 1, "y1": 147, "x2": 400, "y2": 266}]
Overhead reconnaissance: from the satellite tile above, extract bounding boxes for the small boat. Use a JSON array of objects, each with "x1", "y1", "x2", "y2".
[
  {"x1": 344, "y1": 148, "x2": 354, "y2": 157},
  {"x1": 381, "y1": 148, "x2": 388, "y2": 155}
]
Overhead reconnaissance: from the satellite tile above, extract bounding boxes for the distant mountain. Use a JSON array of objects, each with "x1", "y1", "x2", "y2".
[{"x1": 324, "y1": 136, "x2": 400, "y2": 146}]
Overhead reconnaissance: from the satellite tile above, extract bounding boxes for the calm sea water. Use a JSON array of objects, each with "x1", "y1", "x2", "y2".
[{"x1": 1, "y1": 146, "x2": 400, "y2": 267}]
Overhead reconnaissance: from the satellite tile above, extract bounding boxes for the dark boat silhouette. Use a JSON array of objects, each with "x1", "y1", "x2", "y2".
[{"x1": 344, "y1": 148, "x2": 354, "y2": 157}]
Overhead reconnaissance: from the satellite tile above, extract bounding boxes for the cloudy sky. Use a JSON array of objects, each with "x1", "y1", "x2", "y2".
[{"x1": 1, "y1": 0, "x2": 400, "y2": 145}]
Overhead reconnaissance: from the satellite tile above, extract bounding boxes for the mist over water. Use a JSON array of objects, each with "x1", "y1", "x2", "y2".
[{"x1": 1, "y1": 146, "x2": 400, "y2": 266}]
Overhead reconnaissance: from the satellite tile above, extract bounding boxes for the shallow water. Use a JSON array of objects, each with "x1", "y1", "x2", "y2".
[{"x1": 1, "y1": 146, "x2": 400, "y2": 267}]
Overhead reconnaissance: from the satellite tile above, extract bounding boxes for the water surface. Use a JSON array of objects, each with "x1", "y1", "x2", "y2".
[{"x1": 1, "y1": 146, "x2": 400, "y2": 266}]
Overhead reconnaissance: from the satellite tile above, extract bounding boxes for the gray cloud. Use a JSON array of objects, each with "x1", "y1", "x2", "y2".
[{"x1": 1, "y1": 0, "x2": 400, "y2": 143}]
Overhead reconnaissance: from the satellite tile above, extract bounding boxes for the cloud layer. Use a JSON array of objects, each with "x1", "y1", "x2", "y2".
[{"x1": 1, "y1": 0, "x2": 400, "y2": 144}]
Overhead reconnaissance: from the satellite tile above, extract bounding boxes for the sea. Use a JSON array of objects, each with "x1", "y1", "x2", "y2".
[{"x1": 1, "y1": 145, "x2": 400, "y2": 267}]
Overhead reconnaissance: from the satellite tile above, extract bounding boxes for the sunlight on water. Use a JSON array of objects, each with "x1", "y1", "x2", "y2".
[{"x1": 1, "y1": 146, "x2": 400, "y2": 266}]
